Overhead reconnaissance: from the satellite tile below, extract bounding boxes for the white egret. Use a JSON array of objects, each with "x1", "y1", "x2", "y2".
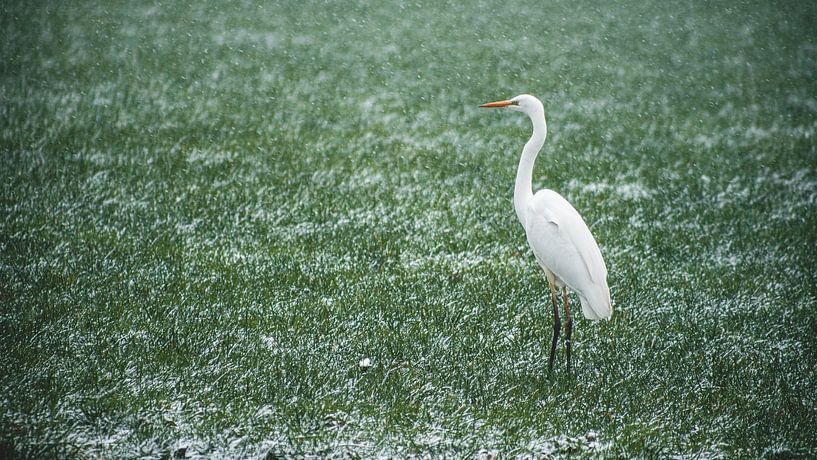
[{"x1": 480, "y1": 94, "x2": 612, "y2": 373}]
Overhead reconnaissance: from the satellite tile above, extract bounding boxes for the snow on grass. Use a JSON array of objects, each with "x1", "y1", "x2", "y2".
[
  {"x1": 525, "y1": 431, "x2": 612, "y2": 458},
  {"x1": 567, "y1": 177, "x2": 653, "y2": 202},
  {"x1": 2, "y1": 0, "x2": 817, "y2": 457}
]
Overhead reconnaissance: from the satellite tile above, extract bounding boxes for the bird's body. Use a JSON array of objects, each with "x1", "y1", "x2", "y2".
[
  {"x1": 524, "y1": 189, "x2": 612, "y2": 321},
  {"x1": 480, "y1": 94, "x2": 611, "y2": 372}
]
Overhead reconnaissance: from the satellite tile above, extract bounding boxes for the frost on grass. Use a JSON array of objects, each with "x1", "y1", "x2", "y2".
[
  {"x1": 566, "y1": 177, "x2": 653, "y2": 202},
  {"x1": 399, "y1": 245, "x2": 528, "y2": 273},
  {"x1": 525, "y1": 431, "x2": 611, "y2": 457},
  {"x1": 3, "y1": 0, "x2": 817, "y2": 457}
]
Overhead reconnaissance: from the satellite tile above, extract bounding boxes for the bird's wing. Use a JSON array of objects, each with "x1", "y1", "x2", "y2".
[{"x1": 525, "y1": 189, "x2": 612, "y2": 320}]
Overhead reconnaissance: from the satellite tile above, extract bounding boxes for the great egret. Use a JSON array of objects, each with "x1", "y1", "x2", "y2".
[{"x1": 480, "y1": 94, "x2": 612, "y2": 373}]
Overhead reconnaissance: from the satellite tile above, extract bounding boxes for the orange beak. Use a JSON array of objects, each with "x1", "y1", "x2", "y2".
[{"x1": 479, "y1": 99, "x2": 513, "y2": 108}]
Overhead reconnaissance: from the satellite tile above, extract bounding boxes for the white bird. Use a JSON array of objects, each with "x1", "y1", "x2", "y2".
[{"x1": 480, "y1": 94, "x2": 612, "y2": 373}]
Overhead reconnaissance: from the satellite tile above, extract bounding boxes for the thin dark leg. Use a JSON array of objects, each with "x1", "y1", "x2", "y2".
[
  {"x1": 548, "y1": 284, "x2": 561, "y2": 373},
  {"x1": 562, "y1": 287, "x2": 573, "y2": 374}
]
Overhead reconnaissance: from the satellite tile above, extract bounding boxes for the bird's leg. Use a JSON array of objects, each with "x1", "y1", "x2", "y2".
[
  {"x1": 562, "y1": 287, "x2": 573, "y2": 374},
  {"x1": 547, "y1": 283, "x2": 561, "y2": 373}
]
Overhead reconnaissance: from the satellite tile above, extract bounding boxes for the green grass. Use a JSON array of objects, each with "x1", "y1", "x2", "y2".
[{"x1": 2, "y1": 0, "x2": 816, "y2": 457}]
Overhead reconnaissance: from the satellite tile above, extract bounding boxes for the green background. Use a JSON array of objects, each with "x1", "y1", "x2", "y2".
[{"x1": 2, "y1": 0, "x2": 816, "y2": 457}]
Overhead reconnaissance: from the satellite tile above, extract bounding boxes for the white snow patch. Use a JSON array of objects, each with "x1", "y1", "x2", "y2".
[
  {"x1": 568, "y1": 178, "x2": 653, "y2": 201},
  {"x1": 261, "y1": 335, "x2": 278, "y2": 352},
  {"x1": 358, "y1": 357, "x2": 372, "y2": 369},
  {"x1": 185, "y1": 148, "x2": 239, "y2": 166},
  {"x1": 525, "y1": 431, "x2": 611, "y2": 456}
]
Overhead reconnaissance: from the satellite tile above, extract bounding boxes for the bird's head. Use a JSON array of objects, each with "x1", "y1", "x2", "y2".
[{"x1": 479, "y1": 94, "x2": 544, "y2": 117}]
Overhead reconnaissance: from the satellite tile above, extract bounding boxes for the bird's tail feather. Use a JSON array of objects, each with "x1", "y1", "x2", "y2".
[{"x1": 580, "y1": 290, "x2": 612, "y2": 321}]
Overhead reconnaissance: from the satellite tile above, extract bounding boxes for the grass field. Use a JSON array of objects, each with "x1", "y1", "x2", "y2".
[{"x1": 2, "y1": 0, "x2": 817, "y2": 457}]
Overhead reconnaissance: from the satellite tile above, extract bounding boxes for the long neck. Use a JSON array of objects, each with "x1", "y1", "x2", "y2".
[{"x1": 514, "y1": 109, "x2": 547, "y2": 226}]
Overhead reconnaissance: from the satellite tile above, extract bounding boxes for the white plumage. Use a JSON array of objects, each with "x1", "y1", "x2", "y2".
[
  {"x1": 526, "y1": 189, "x2": 612, "y2": 320},
  {"x1": 480, "y1": 94, "x2": 612, "y2": 372}
]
